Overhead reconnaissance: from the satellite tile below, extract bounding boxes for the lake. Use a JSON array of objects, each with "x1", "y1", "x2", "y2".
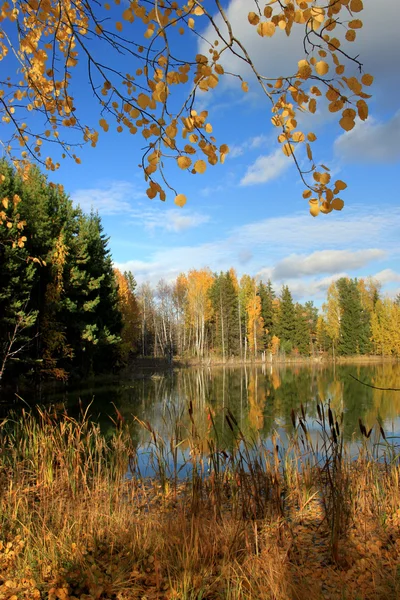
[{"x1": 7, "y1": 361, "x2": 400, "y2": 473}]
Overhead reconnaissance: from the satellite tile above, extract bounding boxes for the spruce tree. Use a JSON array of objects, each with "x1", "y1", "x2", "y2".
[
  {"x1": 277, "y1": 285, "x2": 297, "y2": 353},
  {"x1": 210, "y1": 271, "x2": 240, "y2": 359},
  {"x1": 294, "y1": 304, "x2": 310, "y2": 355}
]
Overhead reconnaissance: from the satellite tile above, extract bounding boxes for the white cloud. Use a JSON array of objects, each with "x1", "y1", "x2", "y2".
[
  {"x1": 240, "y1": 149, "x2": 290, "y2": 186},
  {"x1": 72, "y1": 181, "x2": 143, "y2": 215},
  {"x1": 335, "y1": 111, "x2": 400, "y2": 163},
  {"x1": 115, "y1": 205, "x2": 400, "y2": 299},
  {"x1": 143, "y1": 210, "x2": 210, "y2": 233},
  {"x1": 272, "y1": 249, "x2": 386, "y2": 280},
  {"x1": 198, "y1": 0, "x2": 399, "y2": 88},
  {"x1": 72, "y1": 181, "x2": 210, "y2": 234},
  {"x1": 230, "y1": 134, "x2": 271, "y2": 158},
  {"x1": 373, "y1": 269, "x2": 400, "y2": 285}
]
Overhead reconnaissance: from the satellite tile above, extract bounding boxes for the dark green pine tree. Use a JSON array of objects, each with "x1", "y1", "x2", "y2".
[
  {"x1": 210, "y1": 271, "x2": 240, "y2": 359},
  {"x1": 337, "y1": 278, "x2": 371, "y2": 355},
  {"x1": 294, "y1": 304, "x2": 310, "y2": 355},
  {"x1": 63, "y1": 212, "x2": 122, "y2": 375},
  {"x1": 277, "y1": 285, "x2": 297, "y2": 353},
  {"x1": 258, "y1": 279, "x2": 276, "y2": 348}
]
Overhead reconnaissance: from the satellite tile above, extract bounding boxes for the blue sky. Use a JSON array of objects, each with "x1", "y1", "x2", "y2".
[{"x1": 43, "y1": 0, "x2": 400, "y2": 304}]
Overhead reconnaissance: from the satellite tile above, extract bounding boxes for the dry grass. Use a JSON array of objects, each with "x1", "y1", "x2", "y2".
[{"x1": 0, "y1": 404, "x2": 399, "y2": 599}]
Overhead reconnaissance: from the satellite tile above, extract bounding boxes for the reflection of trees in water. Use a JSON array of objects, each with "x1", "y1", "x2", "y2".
[{"x1": 43, "y1": 363, "x2": 400, "y2": 448}]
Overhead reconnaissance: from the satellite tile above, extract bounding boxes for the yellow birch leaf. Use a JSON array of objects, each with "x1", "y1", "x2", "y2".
[
  {"x1": 309, "y1": 199, "x2": 320, "y2": 217},
  {"x1": 315, "y1": 61, "x2": 329, "y2": 76},
  {"x1": 332, "y1": 198, "x2": 344, "y2": 210},
  {"x1": 248, "y1": 12, "x2": 260, "y2": 26},
  {"x1": 177, "y1": 156, "x2": 192, "y2": 169},
  {"x1": 361, "y1": 73, "x2": 373, "y2": 86},
  {"x1": 306, "y1": 143, "x2": 313, "y2": 161},
  {"x1": 292, "y1": 131, "x2": 305, "y2": 142},
  {"x1": 282, "y1": 143, "x2": 294, "y2": 157},
  {"x1": 194, "y1": 160, "x2": 207, "y2": 174},
  {"x1": 319, "y1": 172, "x2": 330, "y2": 184},
  {"x1": 257, "y1": 21, "x2": 276, "y2": 37},
  {"x1": 350, "y1": 0, "x2": 363, "y2": 11},
  {"x1": 188, "y1": 17, "x2": 195, "y2": 29},
  {"x1": 241, "y1": 81, "x2": 249, "y2": 92},
  {"x1": 2, "y1": 197, "x2": 8, "y2": 208},
  {"x1": 205, "y1": 123, "x2": 213, "y2": 133},
  {"x1": 303, "y1": 190, "x2": 312, "y2": 199},
  {"x1": 307, "y1": 132, "x2": 317, "y2": 141},
  {"x1": 335, "y1": 180, "x2": 347, "y2": 191},
  {"x1": 357, "y1": 99, "x2": 368, "y2": 120},
  {"x1": 146, "y1": 187, "x2": 157, "y2": 199},
  {"x1": 349, "y1": 19, "x2": 362, "y2": 28},
  {"x1": 174, "y1": 194, "x2": 187, "y2": 207},
  {"x1": 116, "y1": 22, "x2": 123, "y2": 32},
  {"x1": 194, "y1": 6, "x2": 204, "y2": 15},
  {"x1": 339, "y1": 116, "x2": 355, "y2": 131},
  {"x1": 346, "y1": 30, "x2": 356, "y2": 42}
]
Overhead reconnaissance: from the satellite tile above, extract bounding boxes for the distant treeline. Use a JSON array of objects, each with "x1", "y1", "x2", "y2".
[
  {"x1": 130, "y1": 270, "x2": 400, "y2": 362},
  {"x1": 1, "y1": 162, "x2": 399, "y2": 384}
]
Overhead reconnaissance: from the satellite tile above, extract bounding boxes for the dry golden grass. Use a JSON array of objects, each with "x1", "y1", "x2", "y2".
[{"x1": 0, "y1": 405, "x2": 399, "y2": 599}]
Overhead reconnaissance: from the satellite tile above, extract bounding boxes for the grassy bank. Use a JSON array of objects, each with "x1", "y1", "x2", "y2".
[{"x1": 0, "y1": 405, "x2": 399, "y2": 599}]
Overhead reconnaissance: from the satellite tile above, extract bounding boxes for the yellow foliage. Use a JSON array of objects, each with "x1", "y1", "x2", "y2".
[{"x1": 0, "y1": 0, "x2": 368, "y2": 212}]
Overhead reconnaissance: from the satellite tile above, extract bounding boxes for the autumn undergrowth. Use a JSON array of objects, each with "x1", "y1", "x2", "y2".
[{"x1": 0, "y1": 403, "x2": 400, "y2": 600}]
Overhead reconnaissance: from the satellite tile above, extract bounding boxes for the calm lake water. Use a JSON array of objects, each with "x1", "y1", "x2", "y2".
[{"x1": 9, "y1": 362, "x2": 400, "y2": 463}]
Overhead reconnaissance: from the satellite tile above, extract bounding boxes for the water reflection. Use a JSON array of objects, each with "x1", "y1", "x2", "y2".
[{"x1": 16, "y1": 362, "x2": 400, "y2": 452}]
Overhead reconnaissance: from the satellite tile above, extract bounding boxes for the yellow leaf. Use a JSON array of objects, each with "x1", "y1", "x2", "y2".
[
  {"x1": 315, "y1": 61, "x2": 329, "y2": 76},
  {"x1": 194, "y1": 6, "x2": 204, "y2": 16},
  {"x1": 99, "y1": 118, "x2": 109, "y2": 132},
  {"x1": 177, "y1": 156, "x2": 192, "y2": 169},
  {"x1": 350, "y1": 0, "x2": 363, "y2": 11},
  {"x1": 194, "y1": 160, "x2": 206, "y2": 174},
  {"x1": 116, "y1": 21, "x2": 123, "y2": 32},
  {"x1": 241, "y1": 81, "x2": 249, "y2": 93},
  {"x1": 282, "y1": 143, "x2": 294, "y2": 157},
  {"x1": 335, "y1": 180, "x2": 347, "y2": 191},
  {"x1": 306, "y1": 143, "x2": 313, "y2": 161},
  {"x1": 146, "y1": 187, "x2": 157, "y2": 199},
  {"x1": 303, "y1": 190, "x2": 312, "y2": 199},
  {"x1": 137, "y1": 93, "x2": 150, "y2": 109},
  {"x1": 257, "y1": 21, "x2": 276, "y2": 37},
  {"x1": 174, "y1": 194, "x2": 187, "y2": 207},
  {"x1": 205, "y1": 123, "x2": 213, "y2": 133},
  {"x1": 292, "y1": 131, "x2": 305, "y2": 143},
  {"x1": 248, "y1": 12, "x2": 260, "y2": 26},
  {"x1": 357, "y1": 99, "x2": 368, "y2": 121},
  {"x1": 2, "y1": 197, "x2": 8, "y2": 209},
  {"x1": 339, "y1": 116, "x2": 355, "y2": 131},
  {"x1": 319, "y1": 172, "x2": 330, "y2": 185},
  {"x1": 298, "y1": 59, "x2": 312, "y2": 79},
  {"x1": 188, "y1": 17, "x2": 195, "y2": 29},
  {"x1": 349, "y1": 19, "x2": 363, "y2": 29},
  {"x1": 307, "y1": 132, "x2": 317, "y2": 142},
  {"x1": 332, "y1": 198, "x2": 344, "y2": 210},
  {"x1": 361, "y1": 73, "x2": 373, "y2": 86},
  {"x1": 345, "y1": 30, "x2": 356, "y2": 42},
  {"x1": 309, "y1": 199, "x2": 320, "y2": 217}
]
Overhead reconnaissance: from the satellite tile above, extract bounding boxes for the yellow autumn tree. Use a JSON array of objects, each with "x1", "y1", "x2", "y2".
[
  {"x1": 114, "y1": 268, "x2": 140, "y2": 362},
  {"x1": 0, "y1": 0, "x2": 371, "y2": 213},
  {"x1": 185, "y1": 268, "x2": 214, "y2": 357},
  {"x1": 370, "y1": 298, "x2": 400, "y2": 357},
  {"x1": 246, "y1": 286, "x2": 264, "y2": 358}
]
